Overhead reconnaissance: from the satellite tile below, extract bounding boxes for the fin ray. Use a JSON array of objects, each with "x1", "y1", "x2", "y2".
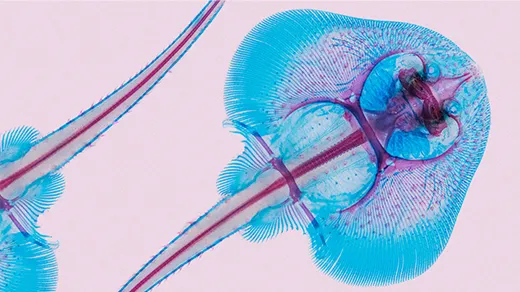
[
  {"x1": 216, "y1": 120, "x2": 272, "y2": 197},
  {"x1": 308, "y1": 99, "x2": 490, "y2": 286},
  {"x1": 0, "y1": 126, "x2": 40, "y2": 164},
  {"x1": 8, "y1": 172, "x2": 65, "y2": 247},
  {"x1": 242, "y1": 201, "x2": 309, "y2": 243},
  {"x1": 0, "y1": 233, "x2": 58, "y2": 291}
]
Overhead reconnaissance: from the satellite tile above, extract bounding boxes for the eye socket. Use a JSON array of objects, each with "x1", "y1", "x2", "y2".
[
  {"x1": 425, "y1": 62, "x2": 441, "y2": 82},
  {"x1": 443, "y1": 100, "x2": 461, "y2": 116}
]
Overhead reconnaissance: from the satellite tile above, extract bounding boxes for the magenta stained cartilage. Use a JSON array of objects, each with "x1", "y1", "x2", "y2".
[
  {"x1": 0, "y1": 1, "x2": 224, "y2": 291},
  {"x1": 121, "y1": 8, "x2": 490, "y2": 292}
]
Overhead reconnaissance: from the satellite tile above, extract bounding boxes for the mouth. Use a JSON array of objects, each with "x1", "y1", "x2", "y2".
[{"x1": 398, "y1": 68, "x2": 471, "y2": 136}]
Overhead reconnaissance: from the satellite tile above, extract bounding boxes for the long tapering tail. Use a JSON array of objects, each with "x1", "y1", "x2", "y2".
[
  {"x1": 0, "y1": 0, "x2": 225, "y2": 200},
  {"x1": 120, "y1": 169, "x2": 288, "y2": 292}
]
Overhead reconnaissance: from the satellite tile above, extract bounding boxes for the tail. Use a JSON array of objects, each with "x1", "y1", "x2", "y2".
[
  {"x1": 0, "y1": 0, "x2": 225, "y2": 200},
  {"x1": 120, "y1": 171, "x2": 288, "y2": 292}
]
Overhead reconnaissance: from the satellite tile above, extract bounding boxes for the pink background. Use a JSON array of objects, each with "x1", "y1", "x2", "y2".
[{"x1": 0, "y1": 1, "x2": 518, "y2": 291}]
